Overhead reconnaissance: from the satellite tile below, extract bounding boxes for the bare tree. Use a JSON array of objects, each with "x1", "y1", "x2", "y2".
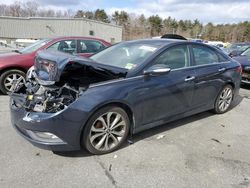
[
  {"x1": 9, "y1": 1, "x2": 22, "y2": 17},
  {"x1": 56, "y1": 10, "x2": 63, "y2": 17},
  {"x1": 22, "y1": 1, "x2": 38, "y2": 17},
  {"x1": 45, "y1": 9, "x2": 56, "y2": 17},
  {"x1": 0, "y1": 4, "x2": 8, "y2": 16}
]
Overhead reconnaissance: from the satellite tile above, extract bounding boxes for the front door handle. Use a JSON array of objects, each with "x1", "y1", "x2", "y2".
[
  {"x1": 185, "y1": 76, "x2": 195, "y2": 82},
  {"x1": 218, "y1": 68, "x2": 226, "y2": 72}
]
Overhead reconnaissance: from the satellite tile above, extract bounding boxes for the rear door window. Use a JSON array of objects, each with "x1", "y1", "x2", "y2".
[
  {"x1": 192, "y1": 45, "x2": 220, "y2": 65},
  {"x1": 77, "y1": 40, "x2": 105, "y2": 53},
  {"x1": 47, "y1": 40, "x2": 77, "y2": 54}
]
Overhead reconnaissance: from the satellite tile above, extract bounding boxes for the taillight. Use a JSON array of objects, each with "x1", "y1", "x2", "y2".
[{"x1": 236, "y1": 65, "x2": 242, "y2": 74}]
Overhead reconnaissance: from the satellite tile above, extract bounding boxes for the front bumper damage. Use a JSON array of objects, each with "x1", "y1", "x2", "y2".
[
  {"x1": 9, "y1": 50, "x2": 126, "y2": 151},
  {"x1": 10, "y1": 97, "x2": 87, "y2": 151}
]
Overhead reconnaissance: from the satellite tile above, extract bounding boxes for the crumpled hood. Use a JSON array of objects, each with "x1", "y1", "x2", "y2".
[
  {"x1": 233, "y1": 56, "x2": 250, "y2": 66},
  {"x1": 34, "y1": 50, "x2": 127, "y2": 85}
]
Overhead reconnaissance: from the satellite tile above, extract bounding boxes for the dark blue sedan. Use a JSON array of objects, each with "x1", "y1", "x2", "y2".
[
  {"x1": 233, "y1": 47, "x2": 250, "y2": 85},
  {"x1": 10, "y1": 39, "x2": 242, "y2": 154}
]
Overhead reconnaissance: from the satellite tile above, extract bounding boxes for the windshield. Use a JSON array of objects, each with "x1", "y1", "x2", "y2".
[
  {"x1": 239, "y1": 45, "x2": 250, "y2": 52},
  {"x1": 241, "y1": 48, "x2": 250, "y2": 56},
  {"x1": 90, "y1": 42, "x2": 159, "y2": 70},
  {"x1": 227, "y1": 43, "x2": 249, "y2": 50},
  {"x1": 19, "y1": 39, "x2": 50, "y2": 54}
]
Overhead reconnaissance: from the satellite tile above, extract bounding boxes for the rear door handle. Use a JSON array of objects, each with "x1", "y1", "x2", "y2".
[
  {"x1": 218, "y1": 68, "x2": 226, "y2": 72},
  {"x1": 185, "y1": 76, "x2": 195, "y2": 82}
]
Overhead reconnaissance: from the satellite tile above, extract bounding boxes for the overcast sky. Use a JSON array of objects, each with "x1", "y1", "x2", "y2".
[{"x1": 1, "y1": 0, "x2": 250, "y2": 24}]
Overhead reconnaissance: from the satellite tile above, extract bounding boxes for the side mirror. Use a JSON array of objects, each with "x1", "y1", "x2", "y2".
[
  {"x1": 229, "y1": 50, "x2": 238, "y2": 57},
  {"x1": 143, "y1": 64, "x2": 171, "y2": 76}
]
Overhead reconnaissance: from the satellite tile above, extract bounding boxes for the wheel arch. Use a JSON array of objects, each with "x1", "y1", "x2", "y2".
[
  {"x1": 79, "y1": 101, "x2": 135, "y2": 147},
  {"x1": 225, "y1": 81, "x2": 235, "y2": 89},
  {"x1": 0, "y1": 66, "x2": 27, "y2": 75},
  {"x1": 215, "y1": 81, "x2": 235, "y2": 102},
  {"x1": 222, "y1": 81, "x2": 235, "y2": 98}
]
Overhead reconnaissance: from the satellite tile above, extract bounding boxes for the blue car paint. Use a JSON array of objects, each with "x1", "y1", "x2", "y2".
[
  {"x1": 234, "y1": 55, "x2": 250, "y2": 84},
  {"x1": 10, "y1": 39, "x2": 241, "y2": 151},
  {"x1": 234, "y1": 56, "x2": 250, "y2": 67}
]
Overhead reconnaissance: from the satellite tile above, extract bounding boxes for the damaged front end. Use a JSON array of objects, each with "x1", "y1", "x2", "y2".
[
  {"x1": 11, "y1": 83, "x2": 79, "y2": 113},
  {"x1": 10, "y1": 50, "x2": 127, "y2": 113}
]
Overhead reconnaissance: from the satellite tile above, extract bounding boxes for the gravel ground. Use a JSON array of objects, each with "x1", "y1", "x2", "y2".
[{"x1": 0, "y1": 86, "x2": 250, "y2": 188}]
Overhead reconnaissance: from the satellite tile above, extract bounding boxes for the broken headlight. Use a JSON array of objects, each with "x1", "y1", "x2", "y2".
[{"x1": 34, "y1": 57, "x2": 58, "y2": 85}]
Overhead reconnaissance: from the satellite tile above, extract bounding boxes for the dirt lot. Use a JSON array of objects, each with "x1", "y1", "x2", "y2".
[{"x1": 0, "y1": 86, "x2": 250, "y2": 188}]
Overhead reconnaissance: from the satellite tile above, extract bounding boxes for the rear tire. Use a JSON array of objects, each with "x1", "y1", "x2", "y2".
[
  {"x1": 82, "y1": 106, "x2": 130, "y2": 155},
  {"x1": 213, "y1": 85, "x2": 233, "y2": 114},
  {"x1": 0, "y1": 69, "x2": 26, "y2": 94}
]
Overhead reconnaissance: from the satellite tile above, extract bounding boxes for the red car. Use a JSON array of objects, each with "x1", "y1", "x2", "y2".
[{"x1": 0, "y1": 36, "x2": 111, "y2": 94}]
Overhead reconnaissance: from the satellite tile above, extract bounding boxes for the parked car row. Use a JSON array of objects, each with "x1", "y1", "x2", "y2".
[
  {"x1": 0, "y1": 36, "x2": 111, "y2": 94},
  {"x1": 9, "y1": 38, "x2": 242, "y2": 154},
  {"x1": 188, "y1": 38, "x2": 250, "y2": 59},
  {"x1": 225, "y1": 42, "x2": 250, "y2": 57},
  {"x1": 233, "y1": 47, "x2": 250, "y2": 84}
]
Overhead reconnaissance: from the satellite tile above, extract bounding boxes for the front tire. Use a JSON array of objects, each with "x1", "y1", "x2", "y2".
[
  {"x1": 0, "y1": 69, "x2": 26, "y2": 94},
  {"x1": 213, "y1": 85, "x2": 233, "y2": 114},
  {"x1": 82, "y1": 106, "x2": 130, "y2": 155}
]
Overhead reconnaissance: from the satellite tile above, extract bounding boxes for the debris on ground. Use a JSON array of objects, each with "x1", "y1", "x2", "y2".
[
  {"x1": 109, "y1": 164, "x2": 112, "y2": 171},
  {"x1": 127, "y1": 139, "x2": 134, "y2": 145},
  {"x1": 220, "y1": 124, "x2": 225, "y2": 127},
  {"x1": 240, "y1": 177, "x2": 250, "y2": 186},
  {"x1": 243, "y1": 95, "x2": 250, "y2": 99},
  {"x1": 156, "y1": 135, "x2": 165, "y2": 140},
  {"x1": 211, "y1": 138, "x2": 221, "y2": 144},
  {"x1": 113, "y1": 155, "x2": 118, "y2": 159},
  {"x1": 35, "y1": 152, "x2": 40, "y2": 156}
]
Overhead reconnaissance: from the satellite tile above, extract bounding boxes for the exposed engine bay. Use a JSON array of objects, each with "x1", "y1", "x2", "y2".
[
  {"x1": 10, "y1": 51, "x2": 127, "y2": 113},
  {"x1": 12, "y1": 83, "x2": 79, "y2": 113}
]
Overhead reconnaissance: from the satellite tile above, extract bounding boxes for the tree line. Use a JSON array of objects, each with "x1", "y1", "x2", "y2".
[
  {"x1": 0, "y1": 1, "x2": 73, "y2": 18},
  {"x1": 0, "y1": 1, "x2": 249, "y2": 42}
]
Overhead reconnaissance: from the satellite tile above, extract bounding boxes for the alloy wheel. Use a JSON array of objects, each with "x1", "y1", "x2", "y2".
[
  {"x1": 89, "y1": 112, "x2": 127, "y2": 151},
  {"x1": 218, "y1": 87, "x2": 233, "y2": 112},
  {"x1": 4, "y1": 73, "x2": 25, "y2": 92}
]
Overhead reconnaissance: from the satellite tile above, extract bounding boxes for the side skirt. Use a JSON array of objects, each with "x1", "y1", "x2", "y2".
[{"x1": 133, "y1": 105, "x2": 213, "y2": 134}]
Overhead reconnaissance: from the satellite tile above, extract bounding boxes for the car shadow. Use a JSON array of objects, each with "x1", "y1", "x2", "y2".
[
  {"x1": 55, "y1": 94, "x2": 243, "y2": 158},
  {"x1": 54, "y1": 112, "x2": 215, "y2": 158},
  {"x1": 52, "y1": 150, "x2": 92, "y2": 157},
  {"x1": 133, "y1": 94, "x2": 243, "y2": 143},
  {"x1": 229, "y1": 92, "x2": 244, "y2": 110},
  {"x1": 241, "y1": 84, "x2": 250, "y2": 90}
]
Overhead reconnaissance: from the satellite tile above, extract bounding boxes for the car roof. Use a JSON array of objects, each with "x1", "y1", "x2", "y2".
[
  {"x1": 122, "y1": 38, "x2": 203, "y2": 48},
  {"x1": 47, "y1": 36, "x2": 110, "y2": 44},
  {"x1": 124, "y1": 38, "x2": 184, "y2": 45},
  {"x1": 49, "y1": 36, "x2": 102, "y2": 40}
]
